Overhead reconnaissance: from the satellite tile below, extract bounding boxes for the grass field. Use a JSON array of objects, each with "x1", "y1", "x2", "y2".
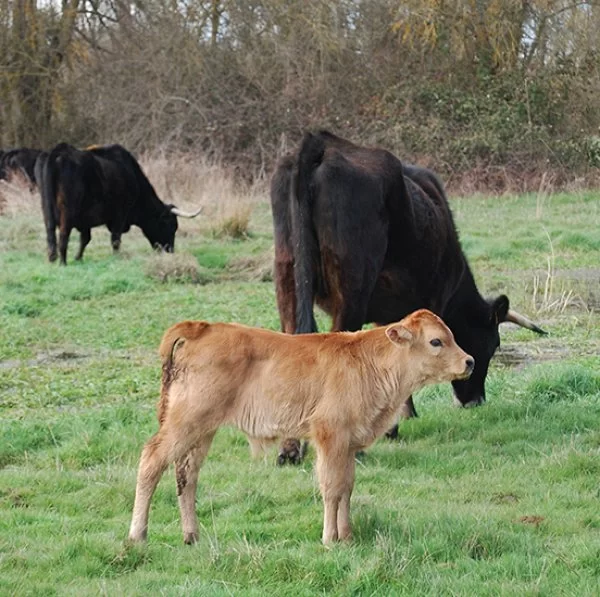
[{"x1": 1, "y1": 184, "x2": 599, "y2": 595}]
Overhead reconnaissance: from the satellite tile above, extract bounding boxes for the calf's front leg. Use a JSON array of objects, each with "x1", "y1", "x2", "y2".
[{"x1": 314, "y1": 428, "x2": 355, "y2": 544}]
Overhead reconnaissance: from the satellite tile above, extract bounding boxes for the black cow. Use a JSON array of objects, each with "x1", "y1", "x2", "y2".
[
  {"x1": 0, "y1": 148, "x2": 42, "y2": 190},
  {"x1": 271, "y1": 130, "x2": 545, "y2": 464},
  {"x1": 39, "y1": 143, "x2": 202, "y2": 264}
]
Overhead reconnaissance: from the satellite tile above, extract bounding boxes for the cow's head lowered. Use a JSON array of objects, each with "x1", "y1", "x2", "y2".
[
  {"x1": 144, "y1": 205, "x2": 203, "y2": 253},
  {"x1": 450, "y1": 295, "x2": 546, "y2": 407}
]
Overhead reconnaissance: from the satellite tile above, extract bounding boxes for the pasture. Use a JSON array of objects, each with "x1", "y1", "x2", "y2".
[{"x1": 1, "y1": 179, "x2": 599, "y2": 595}]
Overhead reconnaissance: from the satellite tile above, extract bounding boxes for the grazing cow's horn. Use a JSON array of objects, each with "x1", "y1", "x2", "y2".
[
  {"x1": 170, "y1": 206, "x2": 203, "y2": 218},
  {"x1": 503, "y1": 309, "x2": 547, "y2": 335}
]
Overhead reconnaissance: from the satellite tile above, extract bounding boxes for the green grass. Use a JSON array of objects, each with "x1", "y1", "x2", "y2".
[{"x1": 1, "y1": 192, "x2": 599, "y2": 595}]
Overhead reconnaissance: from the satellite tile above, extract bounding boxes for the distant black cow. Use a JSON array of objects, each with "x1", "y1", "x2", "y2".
[
  {"x1": 39, "y1": 143, "x2": 202, "y2": 264},
  {"x1": 271, "y1": 130, "x2": 546, "y2": 464},
  {"x1": 0, "y1": 148, "x2": 42, "y2": 190}
]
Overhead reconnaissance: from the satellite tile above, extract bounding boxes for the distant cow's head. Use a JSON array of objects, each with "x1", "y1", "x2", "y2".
[
  {"x1": 386, "y1": 309, "x2": 474, "y2": 385},
  {"x1": 146, "y1": 205, "x2": 203, "y2": 253},
  {"x1": 450, "y1": 295, "x2": 546, "y2": 407},
  {"x1": 146, "y1": 206, "x2": 178, "y2": 252}
]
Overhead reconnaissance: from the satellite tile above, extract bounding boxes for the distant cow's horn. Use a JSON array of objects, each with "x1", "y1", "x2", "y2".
[
  {"x1": 503, "y1": 309, "x2": 547, "y2": 335},
  {"x1": 170, "y1": 206, "x2": 203, "y2": 218}
]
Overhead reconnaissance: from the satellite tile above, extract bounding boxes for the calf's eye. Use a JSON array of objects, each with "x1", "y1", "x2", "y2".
[{"x1": 430, "y1": 338, "x2": 442, "y2": 347}]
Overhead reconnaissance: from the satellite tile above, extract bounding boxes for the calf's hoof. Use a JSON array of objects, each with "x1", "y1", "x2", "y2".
[
  {"x1": 183, "y1": 532, "x2": 199, "y2": 545},
  {"x1": 277, "y1": 439, "x2": 308, "y2": 466},
  {"x1": 127, "y1": 530, "x2": 147, "y2": 543}
]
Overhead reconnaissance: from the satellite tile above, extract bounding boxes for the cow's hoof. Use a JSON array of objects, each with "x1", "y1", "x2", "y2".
[
  {"x1": 277, "y1": 439, "x2": 308, "y2": 465},
  {"x1": 183, "y1": 532, "x2": 199, "y2": 545},
  {"x1": 48, "y1": 252, "x2": 57, "y2": 262},
  {"x1": 384, "y1": 425, "x2": 399, "y2": 441}
]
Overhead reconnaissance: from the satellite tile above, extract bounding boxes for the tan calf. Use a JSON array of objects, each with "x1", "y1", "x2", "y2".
[{"x1": 128, "y1": 309, "x2": 473, "y2": 545}]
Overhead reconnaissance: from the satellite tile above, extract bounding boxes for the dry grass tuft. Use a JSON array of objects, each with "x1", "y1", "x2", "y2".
[
  {"x1": 530, "y1": 231, "x2": 587, "y2": 314},
  {"x1": 144, "y1": 252, "x2": 212, "y2": 284},
  {"x1": 0, "y1": 180, "x2": 39, "y2": 217},
  {"x1": 227, "y1": 251, "x2": 274, "y2": 282},
  {"x1": 211, "y1": 206, "x2": 252, "y2": 239}
]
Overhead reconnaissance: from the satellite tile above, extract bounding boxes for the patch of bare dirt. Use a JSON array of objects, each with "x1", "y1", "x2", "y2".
[
  {"x1": 495, "y1": 339, "x2": 600, "y2": 369},
  {"x1": 1, "y1": 350, "x2": 93, "y2": 370},
  {"x1": 516, "y1": 515, "x2": 545, "y2": 526},
  {"x1": 491, "y1": 493, "x2": 520, "y2": 504},
  {"x1": 556, "y1": 268, "x2": 600, "y2": 311}
]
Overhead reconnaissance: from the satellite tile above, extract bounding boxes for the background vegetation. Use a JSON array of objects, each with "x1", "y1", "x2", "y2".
[
  {"x1": 1, "y1": 175, "x2": 599, "y2": 594},
  {"x1": 2, "y1": 0, "x2": 600, "y2": 189}
]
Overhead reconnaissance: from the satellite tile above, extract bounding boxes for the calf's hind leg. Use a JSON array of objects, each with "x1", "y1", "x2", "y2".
[
  {"x1": 128, "y1": 432, "x2": 172, "y2": 542},
  {"x1": 176, "y1": 432, "x2": 216, "y2": 545},
  {"x1": 129, "y1": 425, "x2": 204, "y2": 543}
]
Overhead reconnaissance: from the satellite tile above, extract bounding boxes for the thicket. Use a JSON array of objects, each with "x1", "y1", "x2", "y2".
[{"x1": 1, "y1": 1, "x2": 600, "y2": 189}]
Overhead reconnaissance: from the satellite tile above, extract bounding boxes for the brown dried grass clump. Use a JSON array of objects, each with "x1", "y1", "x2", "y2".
[
  {"x1": 227, "y1": 251, "x2": 274, "y2": 282},
  {"x1": 144, "y1": 252, "x2": 212, "y2": 284},
  {"x1": 0, "y1": 180, "x2": 39, "y2": 216},
  {"x1": 211, "y1": 206, "x2": 252, "y2": 240}
]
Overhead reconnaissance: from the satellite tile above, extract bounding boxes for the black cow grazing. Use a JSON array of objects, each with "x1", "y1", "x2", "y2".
[
  {"x1": 0, "y1": 148, "x2": 42, "y2": 190},
  {"x1": 271, "y1": 130, "x2": 546, "y2": 464},
  {"x1": 39, "y1": 143, "x2": 202, "y2": 264}
]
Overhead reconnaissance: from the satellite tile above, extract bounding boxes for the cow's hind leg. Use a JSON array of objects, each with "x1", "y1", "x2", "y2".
[
  {"x1": 400, "y1": 395, "x2": 418, "y2": 419},
  {"x1": 58, "y1": 228, "x2": 72, "y2": 265},
  {"x1": 385, "y1": 395, "x2": 418, "y2": 440},
  {"x1": 175, "y1": 432, "x2": 216, "y2": 545},
  {"x1": 111, "y1": 231, "x2": 121, "y2": 253},
  {"x1": 42, "y1": 209, "x2": 57, "y2": 262},
  {"x1": 75, "y1": 228, "x2": 91, "y2": 261},
  {"x1": 58, "y1": 216, "x2": 72, "y2": 266},
  {"x1": 277, "y1": 438, "x2": 309, "y2": 466}
]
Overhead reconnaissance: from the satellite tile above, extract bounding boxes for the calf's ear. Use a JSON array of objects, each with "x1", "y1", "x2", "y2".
[
  {"x1": 491, "y1": 295, "x2": 509, "y2": 325},
  {"x1": 386, "y1": 324, "x2": 413, "y2": 345}
]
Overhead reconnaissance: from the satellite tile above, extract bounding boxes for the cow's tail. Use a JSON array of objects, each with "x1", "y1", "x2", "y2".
[
  {"x1": 41, "y1": 151, "x2": 58, "y2": 230},
  {"x1": 157, "y1": 321, "x2": 210, "y2": 424},
  {"x1": 291, "y1": 132, "x2": 325, "y2": 334}
]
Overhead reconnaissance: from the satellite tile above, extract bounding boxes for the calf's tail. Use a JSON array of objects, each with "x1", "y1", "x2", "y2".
[
  {"x1": 159, "y1": 321, "x2": 210, "y2": 366},
  {"x1": 291, "y1": 132, "x2": 325, "y2": 334},
  {"x1": 157, "y1": 321, "x2": 210, "y2": 424}
]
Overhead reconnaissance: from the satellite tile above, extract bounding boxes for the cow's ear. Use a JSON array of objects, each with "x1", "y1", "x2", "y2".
[
  {"x1": 491, "y1": 295, "x2": 510, "y2": 325},
  {"x1": 386, "y1": 324, "x2": 413, "y2": 345}
]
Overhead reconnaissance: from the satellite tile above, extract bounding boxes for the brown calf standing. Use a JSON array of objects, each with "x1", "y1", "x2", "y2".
[{"x1": 128, "y1": 309, "x2": 473, "y2": 545}]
